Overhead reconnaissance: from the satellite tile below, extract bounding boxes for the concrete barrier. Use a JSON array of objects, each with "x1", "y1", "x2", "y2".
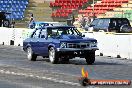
[
  {"x1": 0, "y1": 27, "x2": 34, "y2": 46},
  {"x1": 115, "y1": 34, "x2": 131, "y2": 59},
  {"x1": 1, "y1": 27, "x2": 132, "y2": 60},
  {"x1": 84, "y1": 32, "x2": 132, "y2": 60},
  {"x1": 0, "y1": 27, "x2": 13, "y2": 45},
  {"x1": 13, "y1": 28, "x2": 34, "y2": 46}
]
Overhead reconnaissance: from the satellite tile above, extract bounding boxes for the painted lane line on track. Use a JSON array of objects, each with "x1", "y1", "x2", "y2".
[
  {"x1": 0, "y1": 47, "x2": 23, "y2": 51},
  {"x1": 0, "y1": 69, "x2": 81, "y2": 86}
]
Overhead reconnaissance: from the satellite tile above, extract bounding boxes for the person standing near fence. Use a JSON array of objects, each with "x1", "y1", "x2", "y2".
[
  {"x1": 79, "y1": 15, "x2": 86, "y2": 28},
  {"x1": 28, "y1": 13, "x2": 35, "y2": 29},
  {"x1": 84, "y1": 14, "x2": 93, "y2": 31},
  {"x1": 11, "y1": 21, "x2": 15, "y2": 28}
]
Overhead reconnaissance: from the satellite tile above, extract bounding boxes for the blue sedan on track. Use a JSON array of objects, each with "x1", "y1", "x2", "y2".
[{"x1": 23, "y1": 26, "x2": 98, "y2": 64}]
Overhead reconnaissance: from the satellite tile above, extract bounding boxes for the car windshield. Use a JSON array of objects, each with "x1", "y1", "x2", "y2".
[
  {"x1": 49, "y1": 23, "x2": 64, "y2": 26},
  {"x1": 47, "y1": 27, "x2": 82, "y2": 37},
  {"x1": 39, "y1": 23, "x2": 49, "y2": 28}
]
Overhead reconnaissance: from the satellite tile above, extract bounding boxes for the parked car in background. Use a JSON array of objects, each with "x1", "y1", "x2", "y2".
[
  {"x1": 23, "y1": 26, "x2": 98, "y2": 64},
  {"x1": 88, "y1": 18, "x2": 132, "y2": 33},
  {"x1": 0, "y1": 12, "x2": 11, "y2": 28}
]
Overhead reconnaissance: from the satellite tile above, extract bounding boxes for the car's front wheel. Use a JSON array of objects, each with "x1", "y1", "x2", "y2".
[
  {"x1": 27, "y1": 47, "x2": 37, "y2": 61},
  {"x1": 49, "y1": 47, "x2": 59, "y2": 64},
  {"x1": 85, "y1": 51, "x2": 95, "y2": 65}
]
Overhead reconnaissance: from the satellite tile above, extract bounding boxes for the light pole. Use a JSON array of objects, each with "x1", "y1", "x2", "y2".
[{"x1": 92, "y1": 0, "x2": 95, "y2": 18}]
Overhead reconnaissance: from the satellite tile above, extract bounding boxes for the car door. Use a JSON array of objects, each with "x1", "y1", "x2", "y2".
[
  {"x1": 37, "y1": 28, "x2": 50, "y2": 56},
  {"x1": 30, "y1": 29, "x2": 41, "y2": 54}
]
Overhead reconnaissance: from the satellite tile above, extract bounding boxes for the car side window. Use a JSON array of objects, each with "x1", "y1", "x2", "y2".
[
  {"x1": 119, "y1": 19, "x2": 129, "y2": 26},
  {"x1": 90, "y1": 19, "x2": 99, "y2": 27},
  {"x1": 40, "y1": 29, "x2": 46, "y2": 38},
  {"x1": 103, "y1": 19, "x2": 109, "y2": 27},
  {"x1": 32, "y1": 29, "x2": 41, "y2": 38},
  {"x1": 92, "y1": 19, "x2": 99, "y2": 25},
  {"x1": 97, "y1": 19, "x2": 104, "y2": 27},
  {"x1": 122, "y1": 20, "x2": 129, "y2": 25},
  {"x1": 47, "y1": 28, "x2": 53, "y2": 38}
]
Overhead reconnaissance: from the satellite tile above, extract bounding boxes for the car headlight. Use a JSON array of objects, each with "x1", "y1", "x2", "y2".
[
  {"x1": 90, "y1": 42, "x2": 97, "y2": 47},
  {"x1": 60, "y1": 42, "x2": 67, "y2": 48}
]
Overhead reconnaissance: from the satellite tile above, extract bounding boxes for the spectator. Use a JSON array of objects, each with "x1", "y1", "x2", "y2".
[
  {"x1": 72, "y1": 14, "x2": 75, "y2": 26},
  {"x1": 28, "y1": 13, "x2": 35, "y2": 29},
  {"x1": 78, "y1": 15, "x2": 86, "y2": 28},
  {"x1": 84, "y1": 14, "x2": 93, "y2": 30},
  {"x1": 11, "y1": 21, "x2": 15, "y2": 28}
]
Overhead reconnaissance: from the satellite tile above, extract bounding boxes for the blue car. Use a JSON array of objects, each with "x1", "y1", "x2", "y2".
[{"x1": 23, "y1": 26, "x2": 98, "y2": 64}]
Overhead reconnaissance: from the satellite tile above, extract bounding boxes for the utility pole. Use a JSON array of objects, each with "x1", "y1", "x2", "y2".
[{"x1": 92, "y1": 0, "x2": 95, "y2": 18}]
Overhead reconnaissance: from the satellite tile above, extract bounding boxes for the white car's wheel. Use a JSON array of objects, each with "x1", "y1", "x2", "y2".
[
  {"x1": 27, "y1": 47, "x2": 37, "y2": 61},
  {"x1": 49, "y1": 47, "x2": 59, "y2": 64}
]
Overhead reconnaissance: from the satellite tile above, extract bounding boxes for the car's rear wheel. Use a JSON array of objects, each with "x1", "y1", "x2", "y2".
[
  {"x1": 85, "y1": 51, "x2": 95, "y2": 65},
  {"x1": 49, "y1": 47, "x2": 59, "y2": 64},
  {"x1": 27, "y1": 47, "x2": 37, "y2": 61}
]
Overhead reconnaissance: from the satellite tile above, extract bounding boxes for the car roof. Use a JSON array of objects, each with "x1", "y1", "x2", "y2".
[
  {"x1": 45, "y1": 26, "x2": 75, "y2": 29},
  {"x1": 35, "y1": 22, "x2": 46, "y2": 24},
  {"x1": 35, "y1": 21, "x2": 61, "y2": 24},
  {"x1": 44, "y1": 22, "x2": 60, "y2": 23},
  {"x1": 95, "y1": 18, "x2": 129, "y2": 20}
]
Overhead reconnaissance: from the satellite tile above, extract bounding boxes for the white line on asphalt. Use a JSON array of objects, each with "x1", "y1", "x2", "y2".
[
  {"x1": 51, "y1": 71, "x2": 80, "y2": 77},
  {"x1": 0, "y1": 48, "x2": 23, "y2": 51},
  {"x1": 0, "y1": 69, "x2": 81, "y2": 86}
]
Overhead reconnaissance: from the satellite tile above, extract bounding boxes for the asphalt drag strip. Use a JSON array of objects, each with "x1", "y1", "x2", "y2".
[
  {"x1": 0, "y1": 66, "x2": 131, "y2": 88},
  {"x1": 0, "y1": 45, "x2": 132, "y2": 88}
]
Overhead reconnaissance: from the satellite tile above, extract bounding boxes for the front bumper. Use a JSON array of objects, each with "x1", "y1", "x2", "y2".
[{"x1": 56, "y1": 47, "x2": 99, "y2": 52}]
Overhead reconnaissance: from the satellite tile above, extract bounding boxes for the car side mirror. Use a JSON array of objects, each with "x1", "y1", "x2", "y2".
[
  {"x1": 82, "y1": 34, "x2": 85, "y2": 37},
  {"x1": 41, "y1": 35, "x2": 45, "y2": 38}
]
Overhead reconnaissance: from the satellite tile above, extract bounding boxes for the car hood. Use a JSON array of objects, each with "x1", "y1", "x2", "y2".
[
  {"x1": 57, "y1": 35, "x2": 97, "y2": 43},
  {"x1": 60, "y1": 35, "x2": 83, "y2": 39}
]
